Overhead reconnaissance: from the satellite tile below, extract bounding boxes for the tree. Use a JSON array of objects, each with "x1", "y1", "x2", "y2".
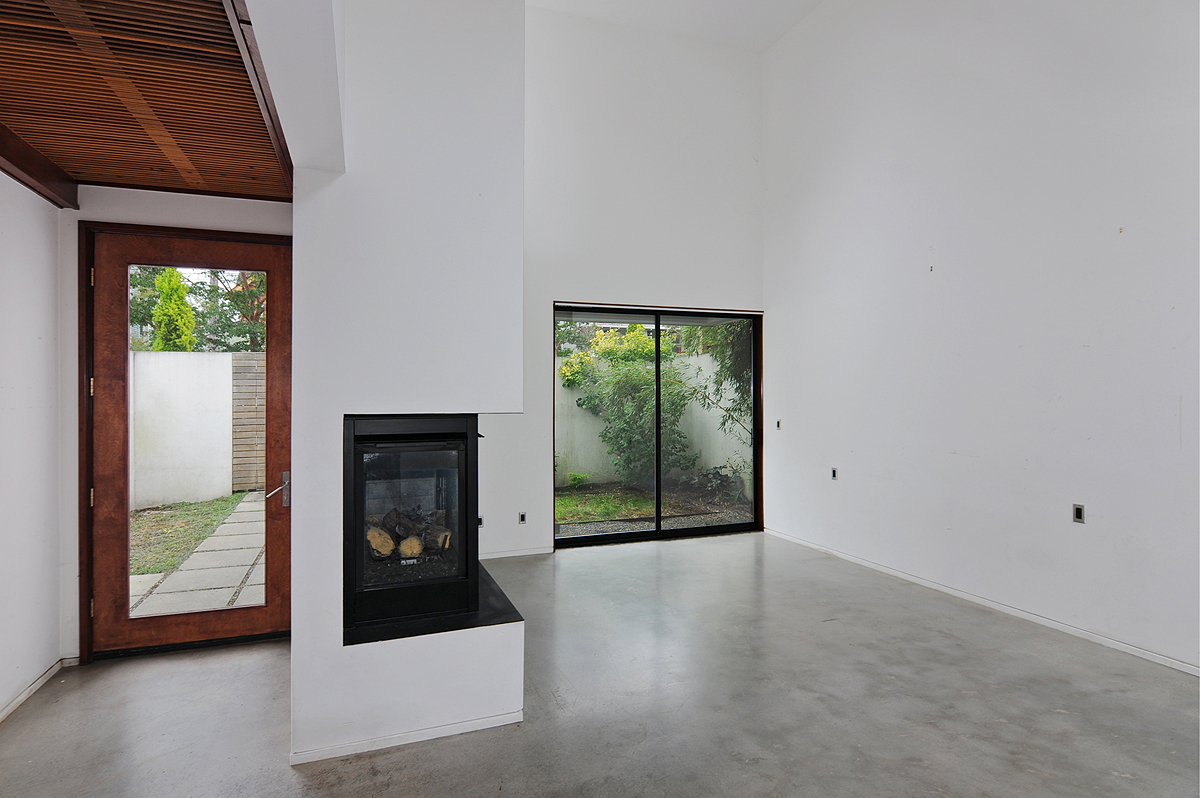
[
  {"x1": 151, "y1": 268, "x2": 197, "y2": 351},
  {"x1": 554, "y1": 319, "x2": 594, "y2": 356},
  {"x1": 560, "y1": 324, "x2": 698, "y2": 486},
  {"x1": 193, "y1": 270, "x2": 267, "y2": 352},
  {"x1": 675, "y1": 319, "x2": 754, "y2": 447},
  {"x1": 128, "y1": 266, "x2": 160, "y2": 350}
]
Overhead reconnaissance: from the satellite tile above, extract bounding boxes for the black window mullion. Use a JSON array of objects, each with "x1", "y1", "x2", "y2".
[{"x1": 654, "y1": 312, "x2": 662, "y2": 535}]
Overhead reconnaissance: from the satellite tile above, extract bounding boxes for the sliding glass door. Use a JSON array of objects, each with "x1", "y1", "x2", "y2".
[{"x1": 553, "y1": 306, "x2": 761, "y2": 546}]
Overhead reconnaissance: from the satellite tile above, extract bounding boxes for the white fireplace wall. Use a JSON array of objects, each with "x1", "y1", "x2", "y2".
[{"x1": 286, "y1": 0, "x2": 525, "y2": 760}]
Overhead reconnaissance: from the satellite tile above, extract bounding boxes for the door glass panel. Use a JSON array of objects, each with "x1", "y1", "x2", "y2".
[
  {"x1": 659, "y1": 315, "x2": 755, "y2": 530},
  {"x1": 127, "y1": 266, "x2": 267, "y2": 617},
  {"x1": 554, "y1": 309, "x2": 657, "y2": 539}
]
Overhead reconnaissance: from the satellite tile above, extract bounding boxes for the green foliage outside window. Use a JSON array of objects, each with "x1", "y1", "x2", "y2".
[
  {"x1": 192, "y1": 270, "x2": 267, "y2": 352},
  {"x1": 559, "y1": 324, "x2": 698, "y2": 486},
  {"x1": 130, "y1": 267, "x2": 266, "y2": 353},
  {"x1": 674, "y1": 319, "x2": 754, "y2": 447},
  {"x1": 150, "y1": 268, "x2": 197, "y2": 352}
]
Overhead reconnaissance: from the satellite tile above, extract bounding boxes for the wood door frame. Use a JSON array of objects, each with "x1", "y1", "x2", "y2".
[{"x1": 78, "y1": 221, "x2": 292, "y2": 663}]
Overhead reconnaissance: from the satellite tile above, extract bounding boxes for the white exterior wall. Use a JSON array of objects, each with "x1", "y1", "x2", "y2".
[
  {"x1": 762, "y1": 0, "x2": 1199, "y2": 669},
  {"x1": 129, "y1": 351, "x2": 234, "y2": 509},
  {"x1": 0, "y1": 177, "x2": 62, "y2": 721},
  {"x1": 478, "y1": 7, "x2": 764, "y2": 557},
  {"x1": 287, "y1": 0, "x2": 525, "y2": 760}
]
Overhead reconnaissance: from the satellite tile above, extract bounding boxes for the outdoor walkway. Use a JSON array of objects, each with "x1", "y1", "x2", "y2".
[{"x1": 130, "y1": 491, "x2": 266, "y2": 617}]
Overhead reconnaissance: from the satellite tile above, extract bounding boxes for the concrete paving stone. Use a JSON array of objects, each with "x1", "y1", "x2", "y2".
[
  {"x1": 248, "y1": 560, "x2": 265, "y2": 585},
  {"x1": 156, "y1": 566, "x2": 250, "y2": 592},
  {"x1": 130, "y1": 588, "x2": 236, "y2": 617},
  {"x1": 234, "y1": 584, "x2": 265, "y2": 606},
  {"x1": 128, "y1": 573, "x2": 162, "y2": 597},
  {"x1": 223, "y1": 511, "x2": 264, "y2": 523},
  {"x1": 212, "y1": 520, "x2": 264, "y2": 536},
  {"x1": 178, "y1": 548, "x2": 260, "y2": 570},
  {"x1": 194, "y1": 533, "x2": 264, "y2": 552}
]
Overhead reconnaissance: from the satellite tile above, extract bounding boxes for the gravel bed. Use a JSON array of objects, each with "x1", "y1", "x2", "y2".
[{"x1": 556, "y1": 508, "x2": 754, "y2": 539}]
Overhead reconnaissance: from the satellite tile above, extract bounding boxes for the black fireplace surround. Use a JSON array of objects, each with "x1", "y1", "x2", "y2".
[{"x1": 345, "y1": 414, "x2": 520, "y2": 645}]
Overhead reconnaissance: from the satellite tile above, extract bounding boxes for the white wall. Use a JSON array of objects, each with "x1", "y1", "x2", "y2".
[
  {"x1": 56, "y1": 186, "x2": 292, "y2": 659},
  {"x1": 762, "y1": 0, "x2": 1199, "y2": 668},
  {"x1": 478, "y1": 7, "x2": 764, "y2": 557},
  {"x1": 130, "y1": 351, "x2": 234, "y2": 509},
  {"x1": 289, "y1": 0, "x2": 525, "y2": 758},
  {"x1": 0, "y1": 177, "x2": 62, "y2": 720}
]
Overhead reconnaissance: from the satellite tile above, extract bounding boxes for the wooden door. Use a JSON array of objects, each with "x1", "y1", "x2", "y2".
[{"x1": 80, "y1": 223, "x2": 291, "y2": 659}]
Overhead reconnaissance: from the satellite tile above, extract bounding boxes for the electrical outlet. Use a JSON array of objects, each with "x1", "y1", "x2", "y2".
[
  {"x1": 831, "y1": 468, "x2": 838, "y2": 480},
  {"x1": 776, "y1": 419, "x2": 781, "y2": 430},
  {"x1": 1073, "y1": 504, "x2": 1084, "y2": 524},
  {"x1": 519, "y1": 511, "x2": 526, "y2": 524}
]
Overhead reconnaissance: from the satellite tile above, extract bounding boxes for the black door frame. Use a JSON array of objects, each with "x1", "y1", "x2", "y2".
[{"x1": 553, "y1": 303, "x2": 763, "y2": 548}]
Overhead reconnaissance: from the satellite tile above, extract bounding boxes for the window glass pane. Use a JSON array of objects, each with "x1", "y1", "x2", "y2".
[
  {"x1": 659, "y1": 315, "x2": 755, "y2": 530},
  {"x1": 128, "y1": 266, "x2": 268, "y2": 617},
  {"x1": 554, "y1": 309, "x2": 657, "y2": 539}
]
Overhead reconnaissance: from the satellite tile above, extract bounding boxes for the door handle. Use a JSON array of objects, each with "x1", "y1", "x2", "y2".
[{"x1": 265, "y1": 471, "x2": 290, "y2": 507}]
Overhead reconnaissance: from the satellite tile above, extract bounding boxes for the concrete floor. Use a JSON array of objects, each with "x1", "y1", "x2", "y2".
[{"x1": 1, "y1": 532, "x2": 1196, "y2": 797}]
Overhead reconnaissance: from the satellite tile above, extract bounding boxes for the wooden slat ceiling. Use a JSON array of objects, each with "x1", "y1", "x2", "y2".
[{"x1": 0, "y1": 0, "x2": 291, "y2": 202}]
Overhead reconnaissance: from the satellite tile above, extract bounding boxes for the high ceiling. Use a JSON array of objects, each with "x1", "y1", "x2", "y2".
[
  {"x1": 528, "y1": 0, "x2": 824, "y2": 53},
  {"x1": 0, "y1": 0, "x2": 291, "y2": 206}
]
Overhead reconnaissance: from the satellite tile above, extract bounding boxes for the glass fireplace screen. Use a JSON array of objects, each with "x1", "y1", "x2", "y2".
[{"x1": 358, "y1": 442, "x2": 464, "y2": 588}]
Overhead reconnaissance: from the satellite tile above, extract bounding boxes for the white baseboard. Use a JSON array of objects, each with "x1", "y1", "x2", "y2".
[
  {"x1": 289, "y1": 710, "x2": 523, "y2": 765},
  {"x1": 0, "y1": 659, "x2": 66, "y2": 725},
  {"x1": 765, "y1": 527, "x2": 1200, "y2": 677},
  {"x1": 481, "y1": 546, "x2": 554, "y2": 560}
]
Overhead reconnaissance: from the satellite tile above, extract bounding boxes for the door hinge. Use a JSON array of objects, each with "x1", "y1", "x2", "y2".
[
  {"x1": 90, "y1": 268, "x2": 94, "y2": 287},
  {"x1": 90, "y1": 598, "x2": 94, "y2": 618},
  {"x1": 89, "y1": 377, "x2": 94, "y2": 396},
  {"x1": 90, "y1": 488, "x2": 94, "y2": 507}
]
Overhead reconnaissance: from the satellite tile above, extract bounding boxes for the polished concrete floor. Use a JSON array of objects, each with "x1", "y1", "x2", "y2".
[{"x1": 1, "y1": 533, "x2": 1196, "y2": 797}]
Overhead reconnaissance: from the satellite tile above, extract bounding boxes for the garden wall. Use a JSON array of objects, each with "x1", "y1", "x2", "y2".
[
  {"x1": 129, "y1": 351, "x2": 233, "y2": 509},
  {"x1": 554, "y1": 353, "x2": 749, "y2": 488},
  {"x1": 231, "y1": 352, "x2": 266, "y2": 492}
]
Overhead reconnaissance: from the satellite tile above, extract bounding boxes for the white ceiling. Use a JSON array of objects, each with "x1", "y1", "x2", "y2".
[{"x1": 528, "y1": 0, "x2": 824, "y2": 54}]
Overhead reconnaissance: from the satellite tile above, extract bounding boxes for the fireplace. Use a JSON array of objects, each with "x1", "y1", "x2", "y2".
[{"x1": 344, "y1": 414, "x2": 479, "y2": 644}]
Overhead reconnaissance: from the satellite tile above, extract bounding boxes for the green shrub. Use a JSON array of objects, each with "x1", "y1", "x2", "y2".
[
  {"x1": 567, "y1": 472, "x2": 590, "y2": 488},
  {"x1": 559, "y1": 324, "x2": 697, "y2": 486},
  {"x1": 150, "y1": 268, "x2": 197, "y2": 351}
]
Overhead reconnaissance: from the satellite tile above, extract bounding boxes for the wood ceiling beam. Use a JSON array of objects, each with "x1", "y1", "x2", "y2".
[
  {"x1": 0, "y1": 12, "x2": 241, "y2": 58},
  {"x1": 45, "y1": 0, "x2": 209, "y2": 191},
  {"x1": 222, "y1": 0, "x2": 292, "y2": 195},
  {"x1": 0, "y1": 120, "x2": 79, "y2": 208}
]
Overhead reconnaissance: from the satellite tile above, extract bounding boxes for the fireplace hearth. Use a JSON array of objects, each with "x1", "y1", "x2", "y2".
[{"x1": 344, "y1": 414, "x2": 481, "y2": 645}]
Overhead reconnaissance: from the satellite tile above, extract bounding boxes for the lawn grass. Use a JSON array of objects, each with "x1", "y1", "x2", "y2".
[
  {"x1": 554, "y1": 484, "x2": 700, "y2": 523},
  {"x1": 555, "y1": 485, "x2": 655, "y2": 523},
  {"x1": 129, "y1": 492, "x2": 248, "y2": 575}
]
